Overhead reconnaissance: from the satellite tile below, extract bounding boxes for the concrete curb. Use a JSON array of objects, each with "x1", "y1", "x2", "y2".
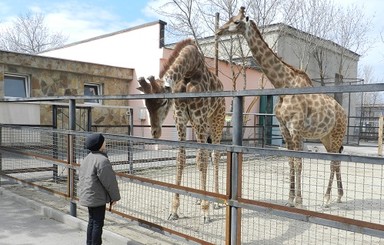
[{"x1": 0, "y1": 187, "x2": 142, "y2": 245}]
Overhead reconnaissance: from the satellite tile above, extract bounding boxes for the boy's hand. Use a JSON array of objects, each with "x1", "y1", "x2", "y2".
[{"x1": 109, "y1": 201, "x2": 117, "y2": 211}]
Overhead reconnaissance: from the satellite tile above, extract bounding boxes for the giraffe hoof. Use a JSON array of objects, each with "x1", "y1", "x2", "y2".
[
  {"x1": 295, "y1": 197, "x2": 303, "y2": 207},
  {"x1": 168, "y1": 213, "x2": 179, "y2": 220},
  {"x1": 323, "y1": 194, "x2": 331, "y2": 207},
  {"x1": 295, "y1": 203, "x2": 303, "y2": 209},
  {"x1": 287, "y1": 199, "x2": 295, "y2": 207},
  {"x1": 202, "y1": 215, "x2": 211, "y2": 224},
  {"x1": 337, "y1": 198, "x2": 342, "y2": 203},
  {"x1": 213, "y1": 202, "x2": 221, "y2": 209}
]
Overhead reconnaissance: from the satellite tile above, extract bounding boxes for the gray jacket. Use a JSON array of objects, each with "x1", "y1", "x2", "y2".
[{"x1": 78, "y1": 151, "x2": 121, "y2": 207}]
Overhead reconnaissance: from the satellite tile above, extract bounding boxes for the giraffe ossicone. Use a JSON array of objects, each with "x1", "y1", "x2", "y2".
[{"x1": 164, "y1": 76, "x2": 173, "y2": 88}]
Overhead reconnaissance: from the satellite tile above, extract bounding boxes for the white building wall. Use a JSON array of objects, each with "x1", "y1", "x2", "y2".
[
  {"x1": 0, "y1": 103, "x2": 40, "y2": 124},
  {"x1": 41, "y1": 21, "x2": 165, "y2": 79},
  {"x1": 275, "y1": 34, "x2": 358, "y2": 80}
]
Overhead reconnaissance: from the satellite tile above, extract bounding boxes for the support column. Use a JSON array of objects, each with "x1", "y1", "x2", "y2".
[
  {"x1": 379, "y1": 116, "x2": 383, "y2": 156},
  {"x1": 52, "y1": 105, "x2": 58, "y2": 182},
  {"x1": 69, "y1": 99, "x2": 77, "y2": 217},
  {"x1": 228, "y1": 96, "x2": 243, "y2": 245}
]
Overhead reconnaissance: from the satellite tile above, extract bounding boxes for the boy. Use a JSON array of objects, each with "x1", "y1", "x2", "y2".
[{"x1": 79, "y1": 133, "x2": 121, "y2": 245}]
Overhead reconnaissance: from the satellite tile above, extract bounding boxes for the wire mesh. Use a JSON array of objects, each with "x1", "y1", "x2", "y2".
[
  {"x1": 240, "y1": 152, "x2": 384, "y2": 244},
  {"x1": 1, "y1": 125, "x2": 384, "y2": 244},
  {"x1": 99, "y1": 135, "x2": 228, "y2": 244}
]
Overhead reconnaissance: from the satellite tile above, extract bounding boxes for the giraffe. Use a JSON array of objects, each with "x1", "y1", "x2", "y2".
[
  {"x1": 217, "y1": 7, "x2": 347, "y2": 208},
  {"x1": 137, "y1": 39, "x2": 226, "y2": 222}
]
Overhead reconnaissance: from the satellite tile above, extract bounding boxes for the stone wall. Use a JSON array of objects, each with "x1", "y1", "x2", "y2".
[{"x1": 0, "y1": 51, "x2": 134, "y2": 134}]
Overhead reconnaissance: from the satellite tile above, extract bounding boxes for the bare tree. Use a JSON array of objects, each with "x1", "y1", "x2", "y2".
[
  {"x1": 0, "y1": 12, "x2": 68, "y2": 54},
  {"x1": 362, "y1": 66, "x2": 384, "y2": 105},
  {"x1": 152, "y1": 0, "x2": 210, "y2": 48},
  {"x1": 331, "y1": 4, "x2": 372, "y2": 77},
  {"x1": 280, "y1": 0, "x2": 372, "y2": 84},
  {"x1": 281, "y1": 0, "x2": 333, "y2": 70}
]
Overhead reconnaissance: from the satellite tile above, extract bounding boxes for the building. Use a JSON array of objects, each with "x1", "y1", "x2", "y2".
[
  {"x1": 1, "y1": 20, "x2": 361, "y2": 143},
  {"x1": 40, "y1": 21, "x2": 267, "y2": 141},
  {"x1": 0, "y1": 50, "x2": 133, "y2": 133}
]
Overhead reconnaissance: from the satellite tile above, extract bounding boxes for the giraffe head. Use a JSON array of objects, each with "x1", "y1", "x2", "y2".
[
  {"x1": 216, "y1": 6, "x2": 248, "y2": 36},
  {"x1": 137, "y1": 76, "x2": 172, "y2": 138}
]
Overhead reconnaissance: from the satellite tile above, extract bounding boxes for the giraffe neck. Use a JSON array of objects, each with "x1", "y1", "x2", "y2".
[
  {"x1": 163, "y1": 44, "x2": 203, "y2": 88},
  {"x1": 244, "y1": 21, "x2": 299, "y2": 88}
]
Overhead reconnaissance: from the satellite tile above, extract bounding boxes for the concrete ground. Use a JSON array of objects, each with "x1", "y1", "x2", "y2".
[
  {"x1": 0, "y1": 187, "x2": 145, "y2": 245},
  {"x1": 0, "y1": 185, "x2": 187, "y2": 245}
]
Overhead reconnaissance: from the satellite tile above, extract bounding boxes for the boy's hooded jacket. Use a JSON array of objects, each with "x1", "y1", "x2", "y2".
[{"x1": 78, "y1": 151, "x2": 121, "y2": 207}]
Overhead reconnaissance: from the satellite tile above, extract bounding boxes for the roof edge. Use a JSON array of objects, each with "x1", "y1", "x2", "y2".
[{"x1": 40, "y1": 20, "x2": 167, "y2": 53}]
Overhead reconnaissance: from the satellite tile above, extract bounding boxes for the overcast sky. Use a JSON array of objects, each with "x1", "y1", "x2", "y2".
[{"x1": 0, "y1": 0, "x2": 383, "y2": 80}]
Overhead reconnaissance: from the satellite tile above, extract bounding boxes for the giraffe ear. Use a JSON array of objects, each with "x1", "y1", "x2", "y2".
[
  {"x1": 147, "y1": 76, "x2": 155, "y2": 82},
  {"x1": 137, "y1": 77, "x2": 152, "y2": 94}
]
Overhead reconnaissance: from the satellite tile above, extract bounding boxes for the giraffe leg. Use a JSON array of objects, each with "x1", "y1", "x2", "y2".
[
  {"x1": 334, "y1": 160, "x2": 343, "y2": 203},
  {"x1": 212, "y1": 149, "x2": 221, "y2": 209},
  {"x1": 197, "y1": 148, "x2": 210, "y2": 223},
  {"x1": 168, "y1": 147, "x2": 186, "y2": 220},
  {"x1": 323, "y1": 167, "x2": 335, "y2": 208},
  {"x1": 331, "y1": 161, "x2": 344, "y2": 202},
  {"x1": 323, "y1": 160, "x2": 343, "y2": 207},
  {"x1": 288, "y1": 157, "x2": 295, "y2": 207},
  {"x1": 294, "y1": 157, "x2": 303, "y2": 207}
]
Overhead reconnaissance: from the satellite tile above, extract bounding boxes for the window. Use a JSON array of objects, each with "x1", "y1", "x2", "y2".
[
  {"x1": 4, "y1": 74, "x2": 30, "y2": 98},
  {"x1": 84, "y1": 84, "x2": 101, "y2": 104}
]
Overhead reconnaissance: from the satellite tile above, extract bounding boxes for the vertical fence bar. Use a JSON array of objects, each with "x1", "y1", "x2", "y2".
[
  {"x1": 52, "y1": 105, "x2": 58, "y2": 182},
  {"x1": 378, "y1": 115, "x2": 383, "y2": 156},
  {"x1": 214, "y1": 12, "x2": 219, "y2": 77},
  {"x1": 128, "y1": 108, "x2": 134, "y2": 173},
  {"x1": 230, "y1": 96, "x2": 243, "y2": 245},
  {"x1": 69, "y1": 99, "x2": 77, "y2": 217},
  {"x1": 0, "y1": 126, "x2": 2, "y2": 186},
  {"x1": 87, "y1": 107, "x2": 92, "y2": 132}
]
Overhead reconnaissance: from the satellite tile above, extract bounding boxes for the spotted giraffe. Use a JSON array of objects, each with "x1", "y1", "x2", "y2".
[
  {"x1": 217, "y1": 7, "x2": 347, "y2": 207},
  {"x1": 137, "y1": 39, "x2": 226, "y2": 222}
]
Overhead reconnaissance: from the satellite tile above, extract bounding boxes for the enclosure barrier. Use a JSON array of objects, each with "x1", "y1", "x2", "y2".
[{"x1": 1, "y1": 83, "x2": 384, "y2": 244}]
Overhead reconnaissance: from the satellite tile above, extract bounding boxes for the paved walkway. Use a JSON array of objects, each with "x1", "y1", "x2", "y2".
[
  {"x1": 0, "y1": 187, "x2": 142, "y2": 245},
  {"x1": 0, "y1": 185, "x2": 185, "y2": 245}
]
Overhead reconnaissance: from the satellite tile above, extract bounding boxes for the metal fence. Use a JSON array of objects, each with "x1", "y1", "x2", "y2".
[{"x1": 1, "y1": 84, "x2": 384, "y2": 244}]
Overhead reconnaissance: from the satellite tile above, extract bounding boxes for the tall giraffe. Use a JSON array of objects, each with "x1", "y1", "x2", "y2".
[
  {"x1": 217, "y1": 7, "x2": 347, "y2": 207},
  {"x1": 137, "y1": 39, "x2": 226, "y2": 222}
]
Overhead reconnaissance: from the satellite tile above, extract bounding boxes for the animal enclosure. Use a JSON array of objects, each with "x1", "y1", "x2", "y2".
[{"x1": 1, "y1": 84, "x2": 384, "y2": 244}]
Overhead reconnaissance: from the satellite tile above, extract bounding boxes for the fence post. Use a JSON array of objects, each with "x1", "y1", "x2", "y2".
[
  {"x1": 128, "y1": 108, "x2": 134, "y2": 174},
  {"x1": 69, "y1": 99, "x2": 77, "y2": 217},
  {"x1": 52, "y1": 105, "x2": 58, "y2": 182},
  {"x1": 378, "y1": 115, "x2": 383, "y2": 156},
  {"x1": 87, "y1": 107, "x2": 92, "y2": 131},
  {"x1": 228, "y1": 96, "x2": 243, "y2": 245},
  {"x1": 0, "y1": 126, "x2": 2, "y2": 186}
]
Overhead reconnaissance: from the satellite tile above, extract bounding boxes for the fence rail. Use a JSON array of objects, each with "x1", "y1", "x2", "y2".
[
  {"x1": 1, "y1": 125, "x2": 384, "y2": 244},
  {"x1": 1, "y1": 83, "x2": 384, "y2": 244}
]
